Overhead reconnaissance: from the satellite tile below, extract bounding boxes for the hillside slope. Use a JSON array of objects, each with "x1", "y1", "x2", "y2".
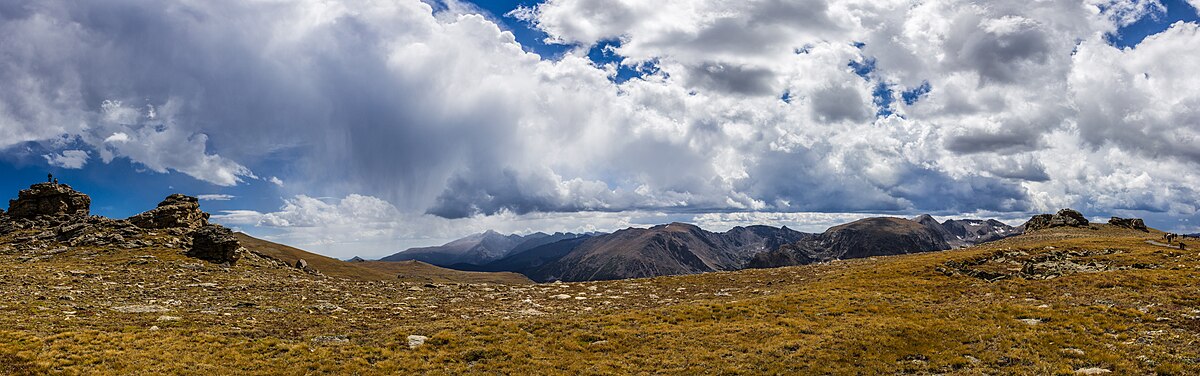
[
  {"x1": 0, "y1": 182, "x2": 1188, "y2": 375},
  {"x1": 355, "y1": 260, "x2": 533, "y2": 285},
  {"x1": 235, "y1": 233, "x2": 394, "y2": 281},
  {"x1": 1, "y1": 222, "x2": 1195, "y2": 374}
]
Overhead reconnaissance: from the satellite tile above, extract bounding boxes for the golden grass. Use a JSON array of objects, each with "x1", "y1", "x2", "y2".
[{"x1": 0, "y1": 224, "x2": 1196, "y2": 374}]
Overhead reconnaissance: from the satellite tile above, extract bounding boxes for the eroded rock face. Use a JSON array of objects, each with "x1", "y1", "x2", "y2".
[
  {"x1": 1108, "y1": 217, "x2": 1148, "y2": 231},
  {"x1": 7, "y1": 183, "x2": 91, "y2": 219},
  {"x1": 188, "y1": 225, "x2": 244, "y2": 264},
  {"x1": 1024, "y1": 209, "x2": 1090, "y2": 231},
  {"x1": 129, "y1": 194, "x2": 210, "y2": 230}
]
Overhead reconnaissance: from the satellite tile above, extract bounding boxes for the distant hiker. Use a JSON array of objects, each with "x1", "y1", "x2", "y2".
[
  {"x1": 1180, "y1": 242, "x2": 1187, "y2": 250},
  {"x1": 53, "y1": 178, "x2": 58, "y2": 185},
  {"x1": 47, "y1": 173, "x2": 53, "y2": 183}
]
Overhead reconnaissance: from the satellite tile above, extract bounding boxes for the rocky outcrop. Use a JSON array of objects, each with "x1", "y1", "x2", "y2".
[
  {"x1": 188, "y1": 225, "x2": 244, "y2": 264},
  {"x1": 1024, "y1": 209, "x2": 1089, "y2": 231},
  {"x1": 128, "y1": 194, "x2": 209, "y2": 230},
  {"x1": 7, "y1": 183, "x2": 90, "y2": 219},
  {"x1": 1107, "y1": 217, "x2": 1147, "y2": 231}
]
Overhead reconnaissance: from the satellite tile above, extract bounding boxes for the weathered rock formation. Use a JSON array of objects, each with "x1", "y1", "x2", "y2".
[
  {"x1": 7, "y1": 183, "x2": 90, "y2": 219},
  {"x1": 188, "y1": 225, "x2": 244, "y2": 264},
  {"x1": 128, "y1": 194, "x2": 210, "y2": 230},
  {"x1": 1108, "y1": 217, "x2": 1148, "y2": 231},
  {"x1": 1024, "y1": 209, "x2": 1089, "y2": 231}
]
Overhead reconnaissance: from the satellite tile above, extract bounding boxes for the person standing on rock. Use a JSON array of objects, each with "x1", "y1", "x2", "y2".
[{"x1": 47, "y1": 173, "x2": 53, "y2": 183}]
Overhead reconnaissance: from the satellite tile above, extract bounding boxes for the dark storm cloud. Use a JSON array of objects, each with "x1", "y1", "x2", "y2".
[
  {"x1": 985, "y1": 157, "x2": 1051, "y2": 182},
  {"x1": 684, "y1": 62, "x2": 777, "y2": 96},
  {"x1": 944, "y1": 15, "x2": 1052, "y2": 83},
  {"x1": 737, "y1": 145, "x2": 1031, "y2": 214},
  {"x1": 944, "y1": 127, "x2": 1044, "y2": 155},
  {"x1": 810, "y1": 85, "x2": 871, "y2": 123}
]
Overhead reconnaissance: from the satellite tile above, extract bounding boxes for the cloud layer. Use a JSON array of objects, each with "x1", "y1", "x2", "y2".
[{"x1": 2, "y1": 0, "x2": 1200, "y2": 255}]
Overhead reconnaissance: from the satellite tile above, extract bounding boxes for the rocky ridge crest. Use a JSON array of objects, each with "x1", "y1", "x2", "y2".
[
  {"x1": 1024, "y1": 209, "x2": 1090, "y2": 231},
  {"x1": 1, "y1": 182, "x2": 244, "y2": 264}
]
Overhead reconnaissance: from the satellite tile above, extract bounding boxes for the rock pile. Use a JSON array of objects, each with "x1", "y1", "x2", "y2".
[
  {"x1": 2, "y1": 181, "x2": 245, "y2": 265},
  {"x1": 7, "y1": 183, "x2": 90, "y2": 219},
  {"x1": 128, "y1": 194, "x2": 210, "y2": 230},
  {"x1": 1024, "y1": 209, "x2": 1089, "y2": 231},
  {"x1": 188, "y1": 225, "x2": 244, "y2": 264},
  {"x1": 1107, "y1": 217, "x2": 1148, "y2": 231}
]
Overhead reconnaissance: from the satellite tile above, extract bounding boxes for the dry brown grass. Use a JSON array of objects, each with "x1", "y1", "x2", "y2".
[
  {"x1": 0, "y1": 224, "x2": 1197, "y2": 374},
  {"x1": 355, "y1": 260, "x2": 534, "y2": 285}
]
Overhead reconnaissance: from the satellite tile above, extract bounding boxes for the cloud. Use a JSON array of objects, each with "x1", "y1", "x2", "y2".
[
  {"x1": 1070, "y1": 21, "x2": 1200, "y2": 164},
  {"x1": 43, "y1": 149, "x2": 89, "y2": 169},
  {"x1": 1, "y1": 0, "x2": 1197, "y2": 235},
  {"x1": 197, "y1": 194, "x2": 235, "y2": 201}
]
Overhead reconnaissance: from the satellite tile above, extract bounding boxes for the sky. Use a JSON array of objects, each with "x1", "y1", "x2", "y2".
[{"x1": 1, "y1": 0, "x2": 1199, "y2": 259}]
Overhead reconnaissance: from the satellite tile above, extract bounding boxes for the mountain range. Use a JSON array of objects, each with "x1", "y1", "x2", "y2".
[
  {"x1": 379, "y1": 231, "x2": 594, "y2": 266},
  {"x1": 382, "y1": 215, "x2": 1019, "y2": 282}
]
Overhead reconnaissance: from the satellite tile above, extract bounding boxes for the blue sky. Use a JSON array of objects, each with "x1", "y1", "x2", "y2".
[{"x1": 1, "y1": 0, "x2": 1199, "y2": 258}]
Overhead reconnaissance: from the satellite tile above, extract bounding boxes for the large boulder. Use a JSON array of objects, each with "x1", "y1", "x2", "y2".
[
  {"x1": 1108, "y1": 217, "x2": 1148, "y2": 231},
  {"x1": 1024, "y1": 208, "x2": 1090, "y2": 231},
  {"x1": 129, "y1": 194, "x2": 210, "y2": 230},
  {"x1": 7, "y1": 183, "x2": 90, "y2": 219},
  {"x1": 188, "y1": 225, "x2": 244, "y2": 264}
]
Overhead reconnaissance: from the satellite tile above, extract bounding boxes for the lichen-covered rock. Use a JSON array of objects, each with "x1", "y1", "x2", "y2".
[
  {"x1": 188, "y1": 225, "x2": 244, "y2": 264},
  {"x1": 1054, "y1": 209, "x2": 1089, "y2": 226},
  {"x1": 1024, "y1": 208, "x2": 1090, "y2": 231},
  {"x1": 129, "y1": 194, "x2": 210, "y2": 230},
  {"x1": 7, "y1": 183, "x2": 90, "y2": 219},
  {"x1": 1108, "y1": 217, "x2": 1148, "y2": 231}
]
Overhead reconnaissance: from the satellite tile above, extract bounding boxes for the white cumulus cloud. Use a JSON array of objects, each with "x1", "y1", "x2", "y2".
[{"x1": 43, "y1": 150, "x2": 89, "y2": 169}]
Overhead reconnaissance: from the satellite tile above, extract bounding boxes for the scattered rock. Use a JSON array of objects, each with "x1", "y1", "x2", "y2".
[
  {"x1": 1108, "y1": 217, "x2": 1147, "y2": 231},
  {"x1": 312, "y1": 335, "x2": 350, "y2": 344},
  {"x1": 1025, "y1": 209, "x2": 1089, "y2": 231},
  {"x1": 157, "y1": 316, "x2": 181, "y2": 322},
  {"x1": 1017, "y1": 318, "x2": 1043, "y2": 325},
  {"x1": 1061, "y1": 348, "x2": 1085, "y2": 356},
  {"x1": 407, "y1": 335, "x2": 428, "y2": 349},
  {"x1": 112, "y1": 305, "x2": 169, "y2": 313},
  {"x1": 128, "y1": 194, "x2": 209, "y2": 230},
  {"x1": 1074, "y1": 367, "x2": 1112, "y2": 375},
  {"x1": 550, "y1": 294, "x2": 572, "y2": 300},
  {"x1": 188, "y1": 225, "x2": 245, "y2": 264},
  {"x1": 295, "y1": 259, "x2": 308, "y2": 270},
  {"x1": 6, "y1": 183, "x2": 91, "y2": 219},
  {"x1": 309, "y1": 302, "x2": 346, "y2": 313}
]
